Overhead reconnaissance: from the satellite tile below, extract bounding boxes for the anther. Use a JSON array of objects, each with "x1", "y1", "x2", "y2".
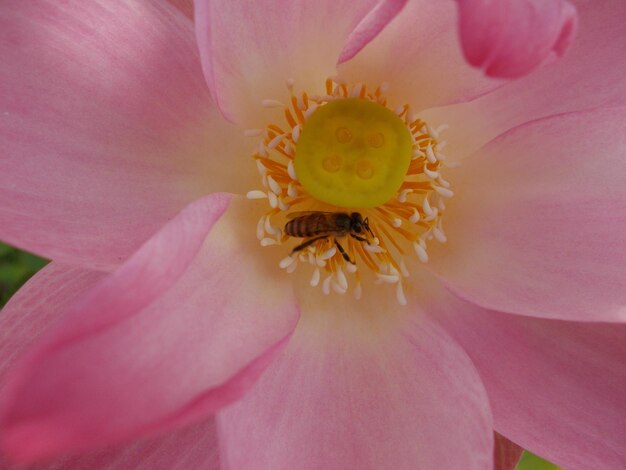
[
  {"x1": 364, "y1": 244, "x2": 385, "y2": 254},
  {"x1": 413, "y1": 241, "x2": 429, "y2": 263},
  {"x1": 268, "y1": 191, "x2": 278, "y2": 208},
  {"x1": 268, "y1": 134, "x2": 285, "y2": 149},
  {"x1": 261, "y1": 237, "x2": 279, "y2": 247},
  {"x1": 287, "y1": 160, "x2": 297, "y2": 180},
  {"x1": 426, "y1": 144, "x2": 437, "y2": 163},
  {"x1": 409, "y1": 208, "x2": 421, "y2": 224},
  {"x1": 246, "y1": 190, "x2": 267, "y2": 200},
  {"x1": 262, "y1": 99, "x2": 285, "y2": 108},
  {"x1": 310, "y1": 268, "x2": 321, "y2": 287},
  {"x1": 322, "y1": 275, "x2": 332, "y2": 295},
  {"x1": 267, "y1": 176, "x2": 281, "y2": 195},
  {"x1": 396, "y1": 282, "x2": 407, "y2": 306},
  {"x1": 423, "y1": 197, "x2": 434, "y2": 216},
  {"x1": 320, "y1": 246, "x2": 337, "y2": 260},
  {"x1": 291, "y1": 125, "x2": 301, "y2": 142},
  {"x1": 434, "y1": 186, "x2": 454, "y2": 198}
]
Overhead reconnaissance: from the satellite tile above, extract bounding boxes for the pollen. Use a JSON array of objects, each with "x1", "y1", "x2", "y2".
[{"x1": 246, "y1": 78, "x2": 452, "y2": 305}]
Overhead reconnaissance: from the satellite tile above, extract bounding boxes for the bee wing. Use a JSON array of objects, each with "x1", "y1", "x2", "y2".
[{"x1": 286, "y1": 210, "x2": 332, "y2": 220}]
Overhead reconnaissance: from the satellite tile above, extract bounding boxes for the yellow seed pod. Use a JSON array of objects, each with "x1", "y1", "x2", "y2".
[{"x1": 294, "y1": 98, "x2": 413, "y2": 208}]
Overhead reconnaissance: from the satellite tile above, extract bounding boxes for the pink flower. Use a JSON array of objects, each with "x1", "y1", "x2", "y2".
[{"x1": 0, "y1": 0, "x2": 624, "y2": 469}]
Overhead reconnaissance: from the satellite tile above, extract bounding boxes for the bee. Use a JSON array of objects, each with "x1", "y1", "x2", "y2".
[{"x1": 285, "y1": 211, "x2": 375, "y2": 264}]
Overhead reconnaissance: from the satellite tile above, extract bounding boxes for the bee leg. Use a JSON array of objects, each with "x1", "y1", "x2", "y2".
[
  {"x1": 334, "y1": 239, "x2": 355, "y2": 264},
  {"x1": 350, "y1": 234, "x2": 368, "y2": 242},
  {"x1": 291, "y1": 235, "x2": 329, "y2": 255}
]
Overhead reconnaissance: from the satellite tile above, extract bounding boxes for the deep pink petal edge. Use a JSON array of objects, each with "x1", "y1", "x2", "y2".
[{"x1": 456, "y1": 0, "x2": 578, "y2": 78}]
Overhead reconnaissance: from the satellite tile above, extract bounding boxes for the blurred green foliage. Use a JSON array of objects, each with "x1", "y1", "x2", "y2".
[
  {"x1": 0, "y1": 243, "x2": 48, "y2": 307},
  {"x1": 517, "y1": 451, "x2": 562, "y2": 470},
  {"x1": 0, "y1": 245, "x2": 562, "y2": 470}
]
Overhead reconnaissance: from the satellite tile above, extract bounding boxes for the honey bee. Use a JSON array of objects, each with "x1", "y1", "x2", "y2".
[{"x1": 285, "y1": 211, "x2": 374, "y2": 263}]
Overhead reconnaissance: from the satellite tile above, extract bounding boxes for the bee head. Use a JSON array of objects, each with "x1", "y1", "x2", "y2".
[{"x1": 350, "y1": 212, "x2": 364, "y2": 234}]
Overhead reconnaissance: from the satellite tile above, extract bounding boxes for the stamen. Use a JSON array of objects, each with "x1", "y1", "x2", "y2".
[
  {"x1": 246, "y1": 190, "x2": 267, "y2": 200},
  {"x1": 310, "y1": 268, "x2": 321, "y2": 287},
  {"x1": 247, "y1": 78, "x2": 451, "y2": 304},
  {"x1": 262, "y1": 99, "x2": 285, "y2": 108},
  {"x1": 396, "y1": 282, "x2": 407, "y2": 306}
]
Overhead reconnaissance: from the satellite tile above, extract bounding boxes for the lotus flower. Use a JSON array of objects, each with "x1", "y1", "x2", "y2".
[{"x1": 1, "y1": 0, "x2": 625, "y2": 469}]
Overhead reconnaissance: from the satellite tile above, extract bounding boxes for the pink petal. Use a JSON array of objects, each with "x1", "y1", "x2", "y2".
[
  {"x1": 494, "y1": 433, "x2": 524, "y2": 470},
  {"x1": 194, "y1": 0, "x2": 406, "y2": 124},
  {"x1": 424, "y1": 0, "x2": 625, "y2": 159},
  {"x1": 0, "y1": 195, "x2": 300, "y2": 462},
  {"x1": 0, "y1": 265, "x2": 219, "y2": 469},
  {"x1": 1, "y1": 420, "x2": 219, "y2": 470},
  {"x1": 217, "y1": 295, "x2": 493, "y2": 470},
  {"x1": 431, "y1": 106, "x2": 626, "y2": 322},
  {"x1": 0, "y1": 0, "x2": 252, "y2": 269},
  {"x1": 167, "y1": 0, "x2": 193, "y2": 19},
  {"x1": 456, "y1": 0, "x2": 577, "y2": 78},
  {"x1": 0, "y1": 264, "x2": 106, "y2": 387},
  {"x1": 339, "y1": 0, "x2": 503, "y2": 111},
  {"x1": 434, "y1": 295, "x2": 626, "y2": 469}
]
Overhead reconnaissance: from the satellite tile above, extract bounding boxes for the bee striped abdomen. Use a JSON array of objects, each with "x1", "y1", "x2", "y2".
[{"x1": 285, "y1": 214, "x2": 328, "y2": 237}]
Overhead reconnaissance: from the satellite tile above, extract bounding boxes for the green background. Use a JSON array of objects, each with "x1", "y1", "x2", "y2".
[{"x1": 0, "y1": 242, "x2": 561, "y2": 469}]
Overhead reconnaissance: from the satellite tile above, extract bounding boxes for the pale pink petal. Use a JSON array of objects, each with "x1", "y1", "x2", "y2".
[
  {"x1": 0, "y1": 195, "x2": 300, "y2": 462},
  {"x1": 430, "y1": 107, "x2": 626, "y2": 322},
  {"x1": 494, "y1": 433, "x2": 524, "y2": 470},
  {"x1": 0, "y1": 0, "x2": 253, "y2": 269},
  {"x1": 456, "y1": 0, "x2": 577, "y2": 78},
  {"x1": 194, "y1": 0, "x2": 407, "y2": 125},
  {"x1": 1, "y1": 421, "x2": 219, "y2": 470},
  {"x1": 0, "y1": 265, "x2": 219, "y2": 469},
  {"x1": 336, "y1": 0, "x2": 408, "y2": 64},
  {"x1": 433, "y1": 293, "x2": 626, "y2": 470},
  {"x1": 217, "y1": 294, "x2": 493, "y2": 470},
  {"x1": 339, "y1": 0, "x2": 503, "y2": 111},
  {"x1": 167, "y1": 0, "x2": 193, "y2": 19},
  {"x1": 0, "y1": 264, "x2": 106, "y2": 387},
  {"x1": 425, "y1": 0, "x2": 625, "y2": 159}
]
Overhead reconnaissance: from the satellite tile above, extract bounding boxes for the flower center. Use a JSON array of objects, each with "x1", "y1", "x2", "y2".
[
  {"x1": 246, "y1": 79, "x2": 452, "y2": 305},
  {"x1": 295, "y1": 99, "x2": 413, "y2": 208}
]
